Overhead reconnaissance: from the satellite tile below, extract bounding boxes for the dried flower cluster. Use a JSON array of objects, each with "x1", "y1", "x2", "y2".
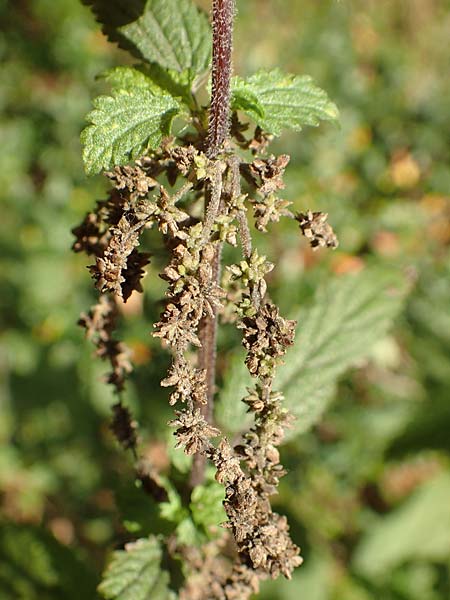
[
  {"x1": 296, "y1": 209, "x2": 339, "y2": 250},
  {"x1": 77, "y1": 295, "x2": 132, "y2": 392},
  {"x1": 74, "y1": 106, "x2": 338, "y2": 596},
  {"x1": 74, "y1": 2, "x2": 339, "y2": 595}
]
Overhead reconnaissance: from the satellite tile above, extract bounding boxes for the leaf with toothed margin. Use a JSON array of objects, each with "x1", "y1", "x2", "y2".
[
  {"x1": 99, "y1": 66, "x2": 164, "y2": 93},
  {"x1": 82, "y1": 0, "x2": 211, "y2": 78},
  {"x1": 279, "y1": 268, "x2": 408, "y2": 438},
  {"x1": 98, "y1": 536, "x2": 176, "y2": 600},
  {"x1": 232, "y1": 69, "x2": 339, "y2": 135},
  {"x1": 216, "y1": 268, "x2": 408, "y2": 439},
  {"x1": 100, "y1": 65, "x2": 195, "y2": 108},
  {"x1": 81, "y1": 79, "x2": 180, "y2": 175}
]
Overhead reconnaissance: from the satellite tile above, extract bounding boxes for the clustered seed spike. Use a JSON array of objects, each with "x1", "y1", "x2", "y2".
[
  {"x1": 78, "y1": 295, "x2": 132, "y2": 392},
  {"x1": 74, "y1": 60, "x2": 337, "y2": 600},
  {"x1": 75, "y1": 2, "x2": 340, "y2": 596},
  {"x1": 110, "y1": 401, "x2": 138, "y2": 451}
]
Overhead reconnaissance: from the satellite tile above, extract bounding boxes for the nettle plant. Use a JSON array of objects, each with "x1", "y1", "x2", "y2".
[{"x1": 73, "y1": 1, "x2": 403, "y2": 598}]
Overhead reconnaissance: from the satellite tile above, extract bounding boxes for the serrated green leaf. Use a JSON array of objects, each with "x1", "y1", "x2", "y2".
[
  {"x1": 120, "y1": 0, "x2": 211, "y2": 74},
  {"x1": 81, "y1": 87, "x2": 179, "y2": 175},
  {"x1": 231, "y1": 69, "x2": 339, "y2": 135},
  {"x1": 83, "y1": 0, "x2": 211, "y2": 76},
  {"x1": 280, "y1": 268, "x2": 408, "y2": 437},
  {"x1": 101, "y1": 65, "x2": 194, "y2": 110},
  {"x1": 353, "y1": 473, "x2": 450, "y2": 578},
  {"x1": 100, "y1": 66, "x2": 163, "y2": 93},
  {"x1": 98, "y1": 536, "x2": 175, "y2": 600},
  {"x1": 142, "y1": 64, "x2": 196, "y2": 106}
]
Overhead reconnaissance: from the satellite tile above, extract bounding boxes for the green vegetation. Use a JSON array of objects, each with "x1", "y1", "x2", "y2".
[{"x1": 1, "y1": 1, "x2": 449, "y2": 598}]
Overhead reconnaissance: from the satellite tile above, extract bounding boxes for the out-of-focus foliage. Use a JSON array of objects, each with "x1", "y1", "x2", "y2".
[
  {"x1": 217, "y1": 266, "x2": 409, "y2": 437},
  {"x1": 98, "y1": 536, "x2": 175, "y2": 600},
  {"x1": 1, "y1": 0, "x2": 449, "y2": 598}
]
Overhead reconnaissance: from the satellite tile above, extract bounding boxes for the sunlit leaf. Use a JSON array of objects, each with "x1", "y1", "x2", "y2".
[
  {"x1": 101, "y1": 65, "x2": 195, "y2": 108},
  {"x1": 81, "y1": 84, "x2": 179, "y2": 175},
  {"x1": 232, "y1": 69, "x2": 339, "y2": 135},
  {"x1": 100, "y1": 66, "x2": 163, "y2": 93}
]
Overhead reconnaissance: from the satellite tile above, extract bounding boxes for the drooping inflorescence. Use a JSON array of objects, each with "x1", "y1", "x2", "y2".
[
  {"x1": 76, "y1": 1, "x2": 338, "y2": 597},
  {"x1": 73, "y1": 119, "x2": 338, "y2": 596}
]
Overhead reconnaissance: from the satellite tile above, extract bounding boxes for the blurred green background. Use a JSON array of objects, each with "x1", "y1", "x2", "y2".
[{"x1": 1, "y1": 0, "x2": 449, "y2": 598}]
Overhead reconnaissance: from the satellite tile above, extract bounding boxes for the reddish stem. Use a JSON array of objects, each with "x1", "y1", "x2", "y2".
[
  {"x1": 190, "y1": 0, "x2": 235, "y2": 488},
  {"x1": 207, "y1": 0, "x2": 235, "y2": 157}
]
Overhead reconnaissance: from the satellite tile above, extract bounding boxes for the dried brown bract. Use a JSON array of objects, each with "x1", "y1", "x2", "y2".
[
  {"x1": 74, "y1": 140, "x2": 337, "y2": 598},
  {"x1": 106, "y1": 164, "x2": 158, "y2": 198},
  {"x1": 89, "y1": 221, "x2": 150, "y2": 301},
  {"x1": 243, "y1": 154, "x2": 290, "y2": 196},
  {"x1": 72, "y1": 189, "x2": 124, "y2": 256},
  {"x1": 161, "y1": 357, "x2": 207, "y2": 406},
  {"x1": 296, "y1": 209, "x2": 339, "y2": 249},
  {"x1": 110, "y1": 401, "x2": 138, "y2": 451},
  {"x1": 170, "y1": 408, "x2": 221, "y2": 455},
  {"x1": 239, "y1": 303, "x2": 296, "y2": 378},
  {"x1": 249, "y1": 127, "x2": 272, "y2": 155},
  {"x1": 78, "y1": 295, "x2": 132, "y2": 392},
  {"x1": 251, "y1": 194, "x2": 292, "y2": 232}
]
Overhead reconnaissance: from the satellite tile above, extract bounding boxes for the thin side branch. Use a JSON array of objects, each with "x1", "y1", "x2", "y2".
[{"x1": 201, "y1": 162, "x2": 223, "y2": 243}]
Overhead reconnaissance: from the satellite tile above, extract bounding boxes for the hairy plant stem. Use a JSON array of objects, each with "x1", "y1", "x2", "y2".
[
  {"x1": 207, "y1": 0, "x2": 235, "y2": 158},
  {"x1": 190, "y1": 0, "x2": 235, "y2": 489}
]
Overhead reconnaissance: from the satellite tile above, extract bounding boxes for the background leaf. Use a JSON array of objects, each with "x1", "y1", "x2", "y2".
[
  {"x1": 217, "y1": 268, "x2": 408, "y2": 438},
  {"x1": 353, "y1": 473, "x2": 450, "y2": 579},
  {"x1": 388, "y1": 261, "x2": 450, "y2": 456},
  {"x1": 100, "y1": 66, "x2": 163, "y2": 93},
  {"x1": 0, "y1": 524, "x2": 96, "y2": 600},
  {"x1": 280, "y1": 268, "x2": 409, "y2": 437},
  {"x1": 231, "y1": 69, "x2": 339, "y2": 135},
  {"x1": 98, "y1": 536, "x2": 175, "y2": 600},
  {"x1": 81, "y1": 86, "x2": 179, "y2": 175},
  {"x1": 83, "y1": 0, "x2": 211, "y2": 75}
]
